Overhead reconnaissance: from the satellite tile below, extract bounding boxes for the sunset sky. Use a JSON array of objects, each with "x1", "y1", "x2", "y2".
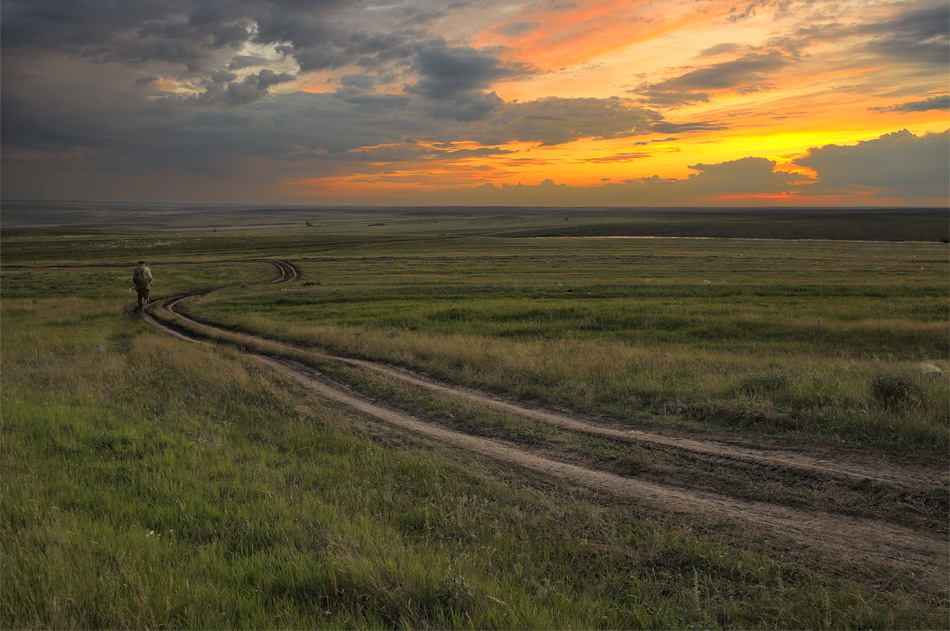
[{"x1": 2, "y1": 0, "x2": 948, "y2": 206}]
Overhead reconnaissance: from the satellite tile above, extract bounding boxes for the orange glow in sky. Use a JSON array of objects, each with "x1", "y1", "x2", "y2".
[{"x1": 2, "y1": 0, "x2": 947, "y2": 205}]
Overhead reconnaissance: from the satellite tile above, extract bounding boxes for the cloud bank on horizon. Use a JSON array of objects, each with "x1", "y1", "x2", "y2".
[{"x1": 2, "y1": 0, "x2": 947, "y2": 206}]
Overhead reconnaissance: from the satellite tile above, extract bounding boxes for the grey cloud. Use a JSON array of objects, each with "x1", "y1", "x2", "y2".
[
  {"x1": 684, "y1": 157, "x2": 798, "y2": 193},
  {"x1": 1, "y1": 0, "x2": 346, "y2": 74},
  {"x1": 727, "y1": 3, "x2": 757, "y2": 23},
  {"x1": 796, "y1": 129, "x2": 950, "y2": 199},
  {"x1": 650, "y1": 121, "x2": 727, "y2": 134},
  {"x1": 765, "y1": 1, "x2": 949, "y2": 68},
  {"x1": 699, "y1": 43, "x2": 743, "y2": 57},
  {"x1": 469, "y1": 97, "x2": 662, "y2": 145},
  {"x1": 1, "y1": 50, "x2": 682, "y2": 182},
  {"x1": 272, "y1": 27, "x2": 420, "y2": 73},
  {"x1": 0, "y1": 0, "x2": 531, "y2": 116},
  {"x1": 249, "y1": 1, "x2": 346, "y2": 49},
  {"x1": 183, "y1": 67, "x2": 295, "y2": 105},
  {"x1": 224, "y1": 69, "x2": 295, "y2": 103},
  {"x1": 1, "y1": 0, "x2": 191, "y2": 49},
  {"x1": 333, "y1": 75, "x2": 412, "y2": 112},
  {"x1": 2, "y1": 0, "x2": 259, "y2": 73},
  {"x1": 228, "y1": 54, "x2": 269, "y2": 70},
  {"x1": 306, "y1": 141, "x2": 515, "y2": 165},
  {"x1": 407, "y1": 42, "x2": 523, "y2": 100},
  {"x1": 860, "y1": 1, "x2": 949, "y2": 68},
  {"x1": 871, "y1": 95, "x2": 950, "y2": 113},
  {"x1": 588, "y1": 152, "x2": 650, "y2": 163},
  {"x1": 429, "y1": 90, "x2": 506, "y2": 122},
  {"x1": 636, "y1": 51, "x2": 788, "y2": 107},
  {"x1": 637, "y1": 88, "x2": 709, "y2": 108},
  {"x1": 256, "y1": 68, "x2": 294, "y2": 88},
  {"x1": 405, "y1": 42, "x2": 532, "y2": 121},
  {"x1": 496, "y1": 22, "x2": 540, "y2": 37},
  {"x1": 721, "y1": 0, "x2": 809, "y2": 24}
]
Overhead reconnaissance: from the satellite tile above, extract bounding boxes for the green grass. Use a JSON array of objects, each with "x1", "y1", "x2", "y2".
[
  {"x1": 2, "y1": 226, "x2": 948, "y2": 628},
  {"x1": 183, "y1": 236, "x2": 949, "y2": 456}
]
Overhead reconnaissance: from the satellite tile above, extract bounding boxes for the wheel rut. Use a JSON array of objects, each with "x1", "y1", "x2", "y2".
[{"x1": 139, "y1": 259, "x2": 950, "y2": 588}]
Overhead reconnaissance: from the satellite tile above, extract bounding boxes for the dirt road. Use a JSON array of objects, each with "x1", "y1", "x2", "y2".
[{"x1": 140, "y1": 259, "x2": 950, "y2": 588}]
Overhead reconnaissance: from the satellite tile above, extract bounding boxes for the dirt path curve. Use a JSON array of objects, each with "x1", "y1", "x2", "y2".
[
  {"x1": 141, "y1": 259, "x2": 950, "y2": 587},
  {"x1": 260, "y1": 355, "x2": 949, "y2": 587},
  {"x1": 333, "y1": 357, "x2": 944, "y2": 489}
]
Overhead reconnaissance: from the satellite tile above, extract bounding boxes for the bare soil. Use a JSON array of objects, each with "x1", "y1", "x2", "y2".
[{"x1": 140, "y1": 259, "x2": 950, "y2": 588}]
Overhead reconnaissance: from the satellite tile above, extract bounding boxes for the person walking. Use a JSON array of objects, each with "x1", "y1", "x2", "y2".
[{"x1": 133, "y1": 260, "x2": 153, "y2": 312}]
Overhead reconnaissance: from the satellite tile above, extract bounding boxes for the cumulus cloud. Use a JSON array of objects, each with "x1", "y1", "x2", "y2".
[
  {"x1": 683, "y1": 157, "x2": 799, "y2": 194},
  {"x1": 795, "y1": 129, "x2": 950, "y2": 200}
]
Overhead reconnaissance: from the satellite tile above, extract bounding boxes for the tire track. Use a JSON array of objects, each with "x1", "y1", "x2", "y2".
[
  {"x1": 332, "y1": 357, "x2": 944, "y2": 489},
  {"x1": 258, "y1": 354, "x2": 949, "y2": 588},
  {"x1": 141, "y1": 258, "x2": 950, "y2": 587}
]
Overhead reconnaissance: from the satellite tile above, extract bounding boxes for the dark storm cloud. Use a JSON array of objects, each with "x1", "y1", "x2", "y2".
[
  {"x1": 228, "y1": 54, "x2": 270, "y2": 70},
  {"x1": 635, "y1": 51, "x2": 788, "y2": 107},
  {"x1": 409, "y1": 42, "x2": 521, "y2": 100},
  {"x1": 1, "y1": 0, "x2": 357, "y2": 72},
  {"x1": 186, "y1": 68, "x2": 297, "y2": 105},
  {"x1": 1, "y1": 0, "x2": 189, "y2": 49},
  {"x1": 1, "y1": 0, "x2": 259, "y2": 73},
  {"x1": 405, "y1": 41, "x2": 532, "y2": 121}
]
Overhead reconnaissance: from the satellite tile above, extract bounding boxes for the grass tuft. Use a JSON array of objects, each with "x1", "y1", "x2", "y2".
[{"x1": 869, "y1": 370, "x2": 924, "y2": 408}]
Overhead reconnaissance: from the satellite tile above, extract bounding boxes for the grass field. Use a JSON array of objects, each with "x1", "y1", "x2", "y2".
[
  {"x1": 182, "y1": 236, "x2": 949, "y2": 456},
  {"x1": 2, "y1": 211, "x2": 948, "y2": 629}
]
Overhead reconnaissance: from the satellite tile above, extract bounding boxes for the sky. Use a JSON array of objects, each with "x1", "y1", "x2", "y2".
[{"x1": 2, "y1": 0, "x2": 948, "y2": 207}]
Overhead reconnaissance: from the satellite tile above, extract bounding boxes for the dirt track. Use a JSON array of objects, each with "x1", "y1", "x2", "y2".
[{"x1": 140, "y1": 259, "x2": 950, "y2": 588}]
